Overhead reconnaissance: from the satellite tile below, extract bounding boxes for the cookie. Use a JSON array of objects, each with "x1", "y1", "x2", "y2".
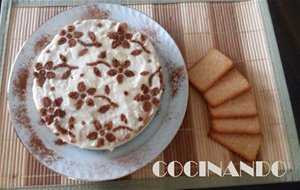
[
  {"x1": 188, "y1": 49, "x2": 233, "y2": 93},
  {"x1": 208, "y1": 131, "x2": 262, "y2": 161},
  {"x1": 212, "y1": 116, "x2": 261, "y2": 134},
  {"x1": 203, "y1": 68, "x2": 251, "y2": 107},
  {"x1": 208, "y1": 90, "x2": 258, "y2": 118}
]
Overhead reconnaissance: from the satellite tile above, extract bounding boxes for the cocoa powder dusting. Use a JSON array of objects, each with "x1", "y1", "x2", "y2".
[
  {"x1": 29, "y1": 132, "x2": 60, "y2": 164},
  {"x1": 34, "y1": 35, "x2": 52, "y2": 54},
  {"x1": 141, "y1": 27, "x2": 160, "y2": 44},
  {"x1": 54, "y1": 139, "x2": 66, "y2": 145},
  {"x1": 167, "y1": 62, "x2": 185, "y2": 97},
  {"x1": 15, "y1": 104, "x2": 61, "y2": 163},
  {"x1": 13, "y1": 67, "x2": 29, "y2": 101},
  {"x1": 15, "y1": 104, "x2": 31, "y2": 129},
  {"x1": 14, "y1": 94, "x2": 61, "y2": 163},
  {"x1": 28, "y1": 126, "x2": 62, "y2": 164},
  {"x1": 81, "y1": 5, "x2": 111, "y2": 20}
]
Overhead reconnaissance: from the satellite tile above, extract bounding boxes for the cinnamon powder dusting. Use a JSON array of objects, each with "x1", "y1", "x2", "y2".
[
  {"x1": 54, "y1": 139, "x2": 66, "y2": 145},
  {"x1": 81, "y1": 5, "x2": 111, "y2": 20},
  {"x1": 13, "y1": 66, "x2": 31, "y2": 129},
  {"x1": 29, "y1": 133, "x2": 60, "y2": 163},
  {"x1": 15, "y1": 104, "x2": 31, "y2": 129},
  {"x1": 167, "y1": 62, "x2": 185, "y2": 97},
  {"x1": 13, "y1": 67, "x2": 29, "y2": 101},
  {"x1": 12, "y1": 64, "x2": 61, "y2": 162},
  {"x1": 141, "y1": 27, "x2": 160, "y2": 44},
  {"x1": 34, "y1": 35, "x2": 52, "y2": 54},
  {"x1": 15, "y1": 104, "x2": 61, "y2": 163}
]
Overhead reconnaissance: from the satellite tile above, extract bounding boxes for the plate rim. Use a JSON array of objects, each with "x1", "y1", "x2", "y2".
[{"x1": 7, "y1": 3, "x2": 189, "y2": 181}]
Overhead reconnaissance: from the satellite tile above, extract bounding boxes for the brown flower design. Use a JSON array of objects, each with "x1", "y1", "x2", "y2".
[
  {"x1": 34, "y1": 61, "x2": 56, "y2": 87},
  {"x1": 54, "y1": 119, "x2": 77, "y2": 143},
  {"x1": 107, "y1": 23, "x2": 133, "y2": 49},
  {"x1": 134, "y1": 84, "x2": 160, "y2": 112},
  {"x1": 55, "y1": 54, "x2": 79, "y2": 80},
  {"x1": 107, "y1": 58, "x2": 135, "y2": 84},
  {"x1": 86, "y1": 120, "x2": 114, "y2": 147},
  {"x1": 86, "y1": 120, "x2": 133, "y2": 147},
  {"x1": 68, "y1": 81, "x2": 97, "y2": 110},
  {"x1": 57, "y1": 25, "x2": 83, "y2": 47},
  {"x1": 33, "y1": 55, "x2": 79, "y2": 87},
  {"x1": 86, "y1": 54, "x2": 111, "y2": 78},
  {"x1": 94, "y1": 95, "x2": 119, "y2": 114},
  {"x1": 40, "y1": 96, "x2": 65, "y2": 125}
]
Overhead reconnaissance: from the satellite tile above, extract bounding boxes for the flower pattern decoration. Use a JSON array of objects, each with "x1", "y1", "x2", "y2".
[
  {"x1": 95, "y1": 94, "x2": 119, "y2": 114},
  {"x1": 134, "y1": 84, "x2": 160, "y2": 112},
  {"x1": 86, "y1": 58, "x2": 111, "y2": 78},
  {"x1": 54, "y1": 118, "x2": 77, "y2": 143},
  {"x1": 107, "y1": 23, "x2": 133, "y2": 49},
  {"x1": 86, "y1": 119, "x2": 134, "y2": 147},
  {"x1": 34, "y1": 55, "x2": 79, "y2": 88},
  {"x1": 107, "y1": 58, "x2": 135, "y2": 84},
  {"x1": 32, "y1": 20, "x2": 164, "y2": 150},
  {"x1": 86, "y1": 120, "x2": 114, "y2": 147},
  {"x1": 40, "y1": 96, "x2": 65, "y2": 125},
  {"x1": 57, "y1": 25, "x2": 83, "y2": 47},
  {"x1": 68, "y1": 81, "x2": 97, "y2": 110},
  {"x1": 34, "y1": 61, "x2": 56, "y2": 87}
]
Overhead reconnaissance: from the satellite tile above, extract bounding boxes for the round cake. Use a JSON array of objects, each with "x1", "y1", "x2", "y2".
[{"x1": 32, "y1": 19, "x2": 163, "y2": 150}]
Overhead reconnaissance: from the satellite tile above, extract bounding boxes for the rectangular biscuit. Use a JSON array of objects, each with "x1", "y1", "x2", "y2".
[
  {"x1": 203, "y1": 68, "x2": 251, "y2": 107},
  {"x1": 208, "y1": 131, "x2": 262, "y2": 161},
  {"x1": 188, "y1": 49, "x2": 233, "y2": 93},
  {"x1": 212, "y1": 116, "x2": 261, "y2": 134},
  {"x1": 208, "y1": 90, "x2": 258, "y2": 118}
]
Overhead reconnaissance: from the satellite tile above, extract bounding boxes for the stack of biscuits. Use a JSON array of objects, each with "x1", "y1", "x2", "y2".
[{"x1": 188, "y1": 49, "x2": 263, "y2": 161}]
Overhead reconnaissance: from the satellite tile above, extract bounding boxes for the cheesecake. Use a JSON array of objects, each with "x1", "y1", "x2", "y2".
[{"x1": 32, "y1": 19, "x2": 163, "y2": 150}]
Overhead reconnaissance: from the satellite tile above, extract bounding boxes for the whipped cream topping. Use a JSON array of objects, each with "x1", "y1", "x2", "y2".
[{"x1": 32, "y1": 19, "x2": 163, "y2": 150}]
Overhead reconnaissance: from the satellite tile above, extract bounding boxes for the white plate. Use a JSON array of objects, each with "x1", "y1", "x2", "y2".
[{"x1": 8, "y1": 3, "x2": 188, "y2": 181}]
